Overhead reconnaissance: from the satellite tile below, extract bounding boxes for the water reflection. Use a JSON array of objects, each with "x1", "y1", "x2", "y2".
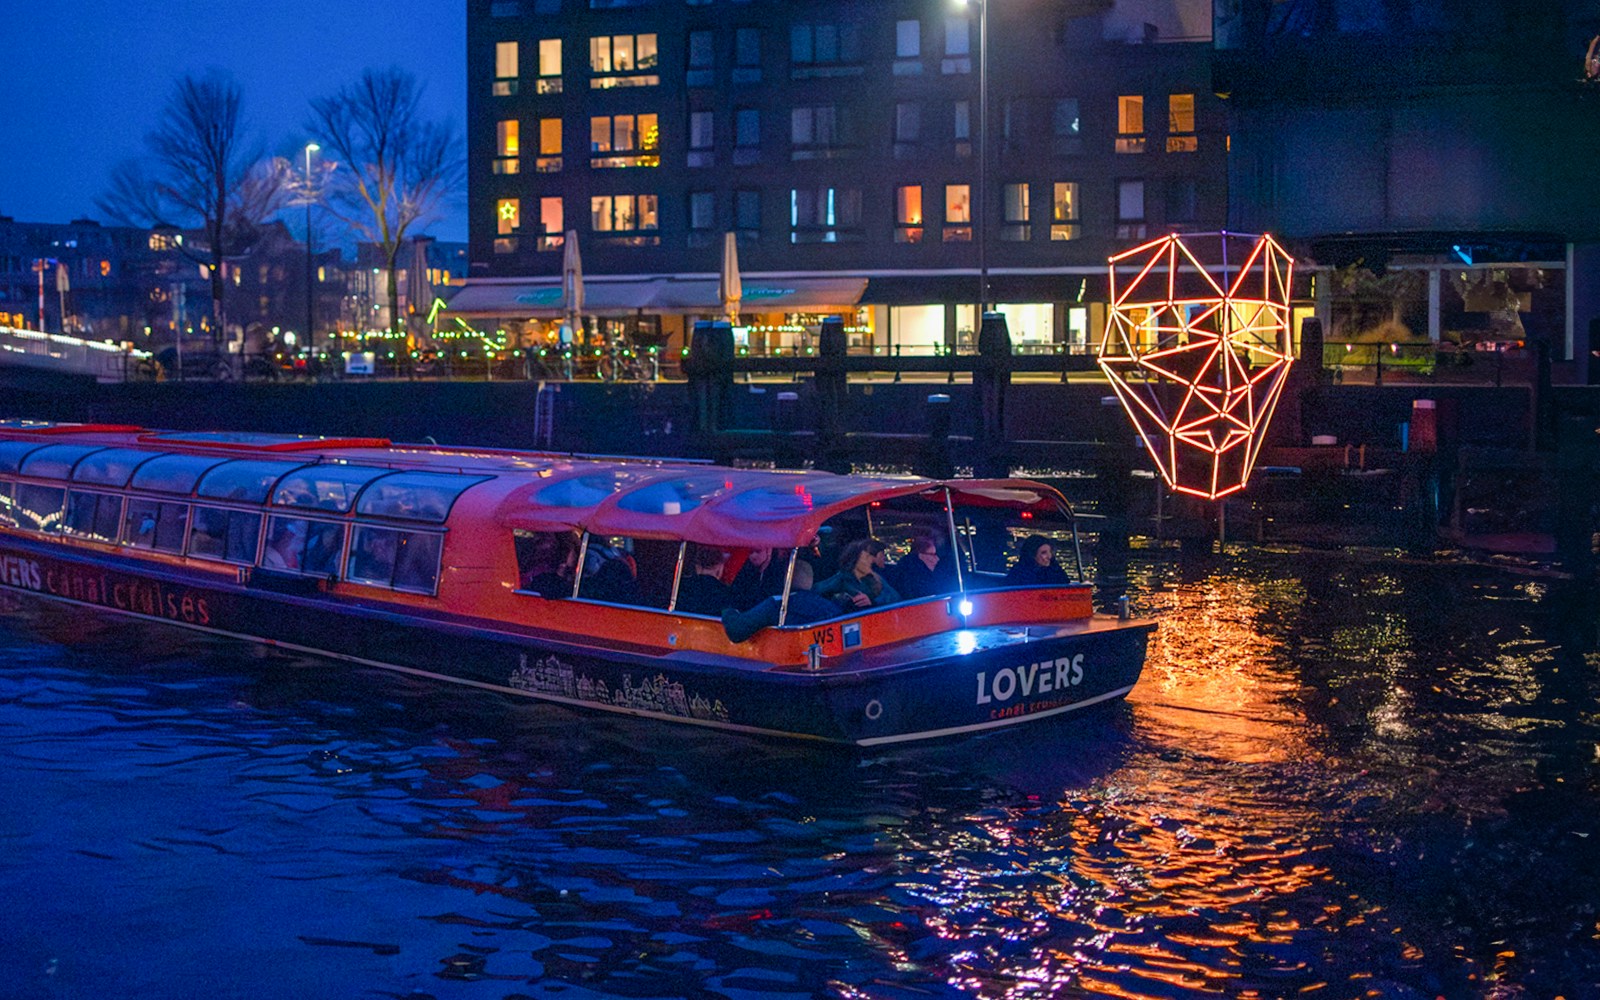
[{"x1": 0, "y1": 549, "x2": 1596, "y2": 999}]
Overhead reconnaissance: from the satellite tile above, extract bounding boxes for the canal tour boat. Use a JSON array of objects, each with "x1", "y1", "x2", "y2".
[{"x1": 0, "y1": 421, "x2": 1153, "y2": 745}]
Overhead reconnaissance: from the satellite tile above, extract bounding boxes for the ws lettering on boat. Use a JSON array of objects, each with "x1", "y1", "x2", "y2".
[{"x1": 0, "y1": 420, "x2": 1154, "y2": 745}]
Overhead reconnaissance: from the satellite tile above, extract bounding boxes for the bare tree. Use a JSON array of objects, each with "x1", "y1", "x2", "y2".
[
  {"x1": 98, "y1": 70, "x2": 284, "y2": 356},
  {"x1": 308, "y1": 67, "x2": 461, "y2": 341}
]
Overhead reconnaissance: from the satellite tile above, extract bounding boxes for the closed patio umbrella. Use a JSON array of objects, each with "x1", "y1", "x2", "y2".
[
  {"x1": 561, "y1": 230, "x2": 584, "y2": 343},
  {"x1": 718, "y1": 231, "x2": 742, "y2": 324}
]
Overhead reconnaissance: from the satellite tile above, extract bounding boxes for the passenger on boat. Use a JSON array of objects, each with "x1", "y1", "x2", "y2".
[
  {"x1": 887, "y1": 531, "x2": 952, "y2": 600},
  {"x1": 581, "y1": 541, "x2": 639, "y2": 604},
  {"x1": 720, "y1": 559, "x2": 839, "y2": 643},
  {"x1": 1005, "y1": 535, "x2": 1070, "y2": 586},
  {"x1": 729, "y1": 547, "x2": 785, "y2": 608},
  {"x1": 520, "y1": 530, "x2": 579, "y2": 597},
  {"x1": 302, "y1": 523, "x2": 345, "y2": 577},
  {"x1": 262, "y1": 521, "x2": 304, "y2": 571},
  {"x1": 348, "y1": 530, "x2": 398, "y2": 583},
  {"x1": 817, "y1": 538, "x2": 901, "y2": 609},
  {"x1": 675, "y1": 545, "x2": 735, "y2": 616}
]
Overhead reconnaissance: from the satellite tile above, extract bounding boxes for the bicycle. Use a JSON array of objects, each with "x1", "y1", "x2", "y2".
[{"x1": 597, "y1": 339, "x2": 659, "y2": 383}]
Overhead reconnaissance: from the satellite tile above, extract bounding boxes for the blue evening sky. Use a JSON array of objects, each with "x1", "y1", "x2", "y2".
[{"x1": 0, "y1": 0, "x2": 469, "y2": 241}]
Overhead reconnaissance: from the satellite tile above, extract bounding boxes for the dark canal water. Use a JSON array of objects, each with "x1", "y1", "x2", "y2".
[{"x1": 2, "y1": 547, "x2": 1598, "y2": 1000}]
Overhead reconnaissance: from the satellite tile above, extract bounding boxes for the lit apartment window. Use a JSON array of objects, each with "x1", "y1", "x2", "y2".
[
  {"x1": 791, "y1": 104, "x2": 851, "y2": 160},
  {"x1": 494, "y1": 42, "x2": 519, "y2": 95},
  {"x1": 1117, "y1": 95, "x2": 1145, "y2": 154},
  {"x1": 688, "y1": 190, "x2": 715, "y2": 247},
  {"x1": 735, "y1": 188, "x2": 761, "y2": 244},
  {"x1": 495, "y1": 120, "x2": 520, "y2": 174},
  {"x1": 733, "y1": 27, "x2": 762, "y2": 84},
  {"x1": 1167, "y1": 93, "x2": 1197, "y2": 152},
  {"x1": 790, "y1": 187, "x2": 862, "y2": 243},
  {"x1": 942, "y1": 16, "x2": 971, "y2": 74},
  {"x1": 1052, "y1": 98, "x2": 1081, "y2": 155},
  {"x1": 591, "y1": 194, "x2": 660, "y2": 245},
  {"x1": 943, "y1": 184, "x2": 971, "y2": 242},
  {"x1": 538, "y1": 118, "x2": 563, "y2": 172},
  {"x1": 1002, "y1": 183, "x2": 1030, "y2": 241},
  {"x1": 895, "y1": 185, "x2": 923, "y2": 243},
  {"x1": 894, "y1": 102, "x2": 920, "y2": 159},
  {"x1": 1051, "y1": 182, "x2": 1080, "y2": 240},
  {"x1": 790, "y1": 23, "x2": 863, "y2": 78},
  {"x1": 689, "y1": 111, "x2": 714, "y2": 167},
  {"x1": 590, "y1": 114, "x2": 660, "y2": 168},
  {"x1": 1116, "y1": 180, "x2": 1146, "y2": 240},
  {"x1": 496, "y1": 198, "x2": 520, "y2": 254},
  {"x1": 895, "y1": 19, "x2": 922, "y2": 76},
  {"x1": 953, "y1": 101, "x2": 971, "y2": 158},
  {"x1": 538, "y1": 39, "x2": 563, "y2": 93},
  {"x1": 590, "y1": 34, "x2": 659, "y2": 88},
  {"x1": 734, "y1": 108, "x2": 761, "y2": 165},
  {"x1": 688, "y1": 30, "x2": 714, "y2": 87},
  {"x1": 539, "y1": 198, "x2": 564, "y2": 251}
]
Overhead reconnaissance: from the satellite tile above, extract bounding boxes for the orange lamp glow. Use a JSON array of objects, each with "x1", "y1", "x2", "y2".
[{"x1": 1097, "y1": 231, "x2": 1295, "y2": 500}]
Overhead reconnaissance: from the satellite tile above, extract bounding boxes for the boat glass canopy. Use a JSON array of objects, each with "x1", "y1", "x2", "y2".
[
  {"x1": 196, "y1": 460, "x2": 311, "y2": 503},
  {"x1": 271, "y1": 465, "x2": 393, "y2": 512},
  {"x1": 132, "y1": 454, "x2": 231, "y2": 495},
  {"x1": 0, "y1": 440, "x2": 46, "y2": 474},
  {"x1": 72, "y1": 449, "x2": 162, "y2": 487},
  {"x1": 355, "y1": 471, "x2": 492, "y2": 523},
  {"x1": 18, "y1": 445, "x2": 106, "y2": 481}
]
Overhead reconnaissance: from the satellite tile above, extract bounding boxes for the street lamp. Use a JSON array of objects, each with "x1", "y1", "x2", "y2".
[
  {"x1": 956, "y1": 0, "x2": 989, "y2": 315},
  {"x1": 303, "y1": 142, "x2": 321, "y2": 358}
]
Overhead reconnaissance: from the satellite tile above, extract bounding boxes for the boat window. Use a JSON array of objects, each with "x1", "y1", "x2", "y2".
[
  {"x1": 614, "y1": 474, "x2": 737, "y2": 515},
  {"x1": 13, "y1": 484, "x2": 65, "y2": 533},
  {"x1": 534, "y1": 470, "x2": 659, "y2": 508},
  {"x1": 18, "y1": 445, "x2": 106, "y2": 481},
  {"x1": 64, "y1": 491, "x2": 124, "y2": 543},
  {"x1": 0, "y1": 482, "x2": 12, "y2": 528},
  {"x1": 132, "y1": 454, "x2": 230, "y2": 496},
  {"x1": 346, "y1": 526, "x2": 443, "y2": 594},
  {"x1": 354, "y1": 471, "x2": 488, "y2": 523},
  {"x1": 189, "y1": 505, "x2": 262, "y2": 564},
  {"x1": 196, "y1": 460, "x2": 308, "y2": 504},
  {"x1": 123, "y1": 499, "x2": 189, "y2": 553},
  {"x1": 72, "y1": 449, "x2": 159, "y2": 487},
  {"x1": 576, "y1": 535, "x2": 675, "y2": 610},
  {"x1": 513, "y1": 529, "x2": 581, "y2": 598},
  {"x1": 713, "y1": 477, "x2": 909, "y2": 523},
  {"x1": 262, "y1": 516, "x2": 345, "y2": 576},
  {"x1": 0, "y1": 440, "x2": 46, "y2": 475},
  {"x1": 271, "y1": 465, "x2": 391, "y2": 513}
]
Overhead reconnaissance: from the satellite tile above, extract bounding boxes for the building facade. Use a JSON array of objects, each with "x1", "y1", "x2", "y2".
[
  {"x1": 1217, "y1": 0, "x2": 1600, "y2": 377},
  {"x1": 464, "y1": 0, "x2": 1226, "y2": 355}
]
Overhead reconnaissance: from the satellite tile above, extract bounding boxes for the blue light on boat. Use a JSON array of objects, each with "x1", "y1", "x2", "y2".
[{"x1": 958, "y1": 598, "x2": 974, "y2": 617}]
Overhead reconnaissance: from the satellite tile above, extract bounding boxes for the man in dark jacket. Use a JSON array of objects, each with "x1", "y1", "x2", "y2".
[{"x1": 721, "y1": 560, "x2": 839, "y2": 642}]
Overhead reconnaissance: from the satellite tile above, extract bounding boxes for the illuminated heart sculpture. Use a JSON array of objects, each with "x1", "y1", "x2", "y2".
[{"x1": 1098, "y1": 231, "x2": 1295, "y2": 499}]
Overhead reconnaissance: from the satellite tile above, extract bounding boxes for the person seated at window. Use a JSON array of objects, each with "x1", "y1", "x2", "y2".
[
  {"x1": 675, "y1": 544, "x2": 734, "y2": 616},
  {"x1": 721, "y1": 559, "x2": 839, "y2": 643},
  {"x1": 519, "y1": 530, "x2": 579, "y2": 597},
  {"x1": 348, "y1": 530, "x2": 398, "y2": 583},
  {"x1": 262, "y1": 521, "x2": 304, "y2": 571},
  {"x1": 580, "y1": 539, "x2": 640, "y2": 604},
  {"x1": 887, "y1": 531, "x2": 952, "y2": 600},
  {"x1": 730, "y1": 546, "x2": 786, "y2": 609},
  {"x1": 302, "y1": 522, "x2": 345, "y2": 577},
  {"x1": 1005, "y1": 534, "x2": 1070, "y2": 586},
  {"x1": 816, "y1": 537, "x2": 901, "y2": 610},
  {"x1": 392, "y1": 533, "x2": 441, "y2": 592}
]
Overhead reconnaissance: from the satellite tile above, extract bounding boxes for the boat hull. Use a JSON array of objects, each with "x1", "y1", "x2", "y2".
[{"x1": 0, "y1": 538, "x2": 1150, "y2": 745}]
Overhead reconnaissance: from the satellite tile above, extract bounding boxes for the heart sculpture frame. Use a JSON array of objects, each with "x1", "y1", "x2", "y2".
[{"x1": 1097, "y1": 231, "x2": 1295, "y2": 500}]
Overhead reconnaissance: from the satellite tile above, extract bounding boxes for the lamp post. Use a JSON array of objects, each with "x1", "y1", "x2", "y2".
[
  {"x1": 303, "y1": 142, "x2": 321, "y2": 358},
  {"x1": 957, "y1": 0, "x2": 989, "y2": 315}
]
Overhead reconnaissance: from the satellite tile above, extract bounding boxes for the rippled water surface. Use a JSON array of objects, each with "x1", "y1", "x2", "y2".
[{"x1": 2, "y1": 548, "x2": 1598, "y2": 1000}]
